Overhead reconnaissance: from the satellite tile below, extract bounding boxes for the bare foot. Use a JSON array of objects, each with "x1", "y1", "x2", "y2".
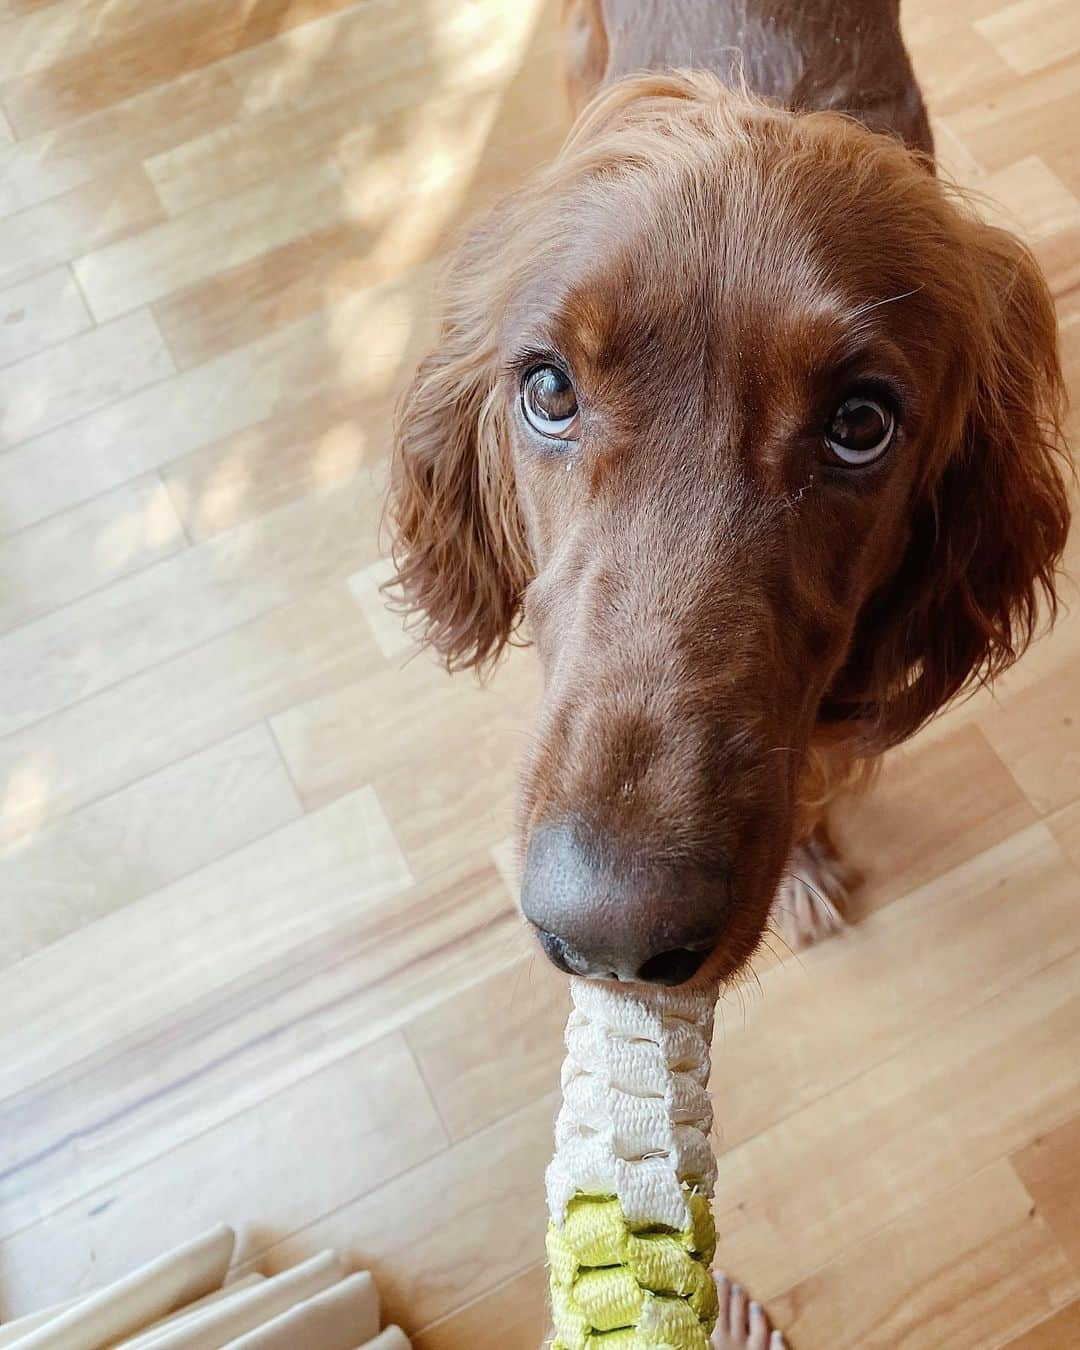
[
  {"x1": 712, "y1": 1273, "x2": 787, "y2": 1349},
  {"x1": 770, "y1": 827, "x2": 853, "y2": 952}
]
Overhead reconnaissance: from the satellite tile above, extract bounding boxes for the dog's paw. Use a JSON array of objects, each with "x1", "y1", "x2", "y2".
[{"x1": 770, "y1": 831, "x2": 854, "y2": 952}]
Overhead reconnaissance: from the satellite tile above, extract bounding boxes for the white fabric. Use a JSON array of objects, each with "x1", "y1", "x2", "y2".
[{"x1": 546, "y1": 977, "x2": 719, "y2": 1231}]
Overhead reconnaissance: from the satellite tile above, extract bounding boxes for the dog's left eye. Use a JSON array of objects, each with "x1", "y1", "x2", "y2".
[
  {"x1": 521, "y1": 364, "x2": 579, "y2": 440},
  {"x1": 823, "y1": 395, "x2": 896, "y2": 466}
]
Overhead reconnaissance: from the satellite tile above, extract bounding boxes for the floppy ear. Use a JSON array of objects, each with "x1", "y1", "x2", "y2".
[
  {"x1": 844, "y1": 221, "x2": 1071, "y2": 749},
  {"x1": 387, "y1": 70, "x2": 716, "y2": 673},
  {"x1": 387, "y1": 222, "x2": 531, "y2": 672}
]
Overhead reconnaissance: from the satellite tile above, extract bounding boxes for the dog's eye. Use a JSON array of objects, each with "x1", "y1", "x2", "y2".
[
  {"x1": 823, "y1": 395, "x2": 896, "y2": 466},
  {"x1": 521, "y1": 364, "x2": 579, "y2": 440}
]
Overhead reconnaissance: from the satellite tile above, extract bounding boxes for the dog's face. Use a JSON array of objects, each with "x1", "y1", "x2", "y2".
[{"x1": 390, "y1": 75, "x2": 1068, "y2": 986}]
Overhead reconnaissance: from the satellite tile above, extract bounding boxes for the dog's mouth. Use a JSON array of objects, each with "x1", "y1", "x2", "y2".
[{"x1": 534, "y1": 923, "x2": 718, "y2": 987}]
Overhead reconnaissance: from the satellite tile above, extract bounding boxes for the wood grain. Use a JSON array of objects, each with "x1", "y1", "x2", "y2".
[
  {"x1": 0, "y1": 584, "x2": 375, "y2": 843},
  {"x1": 0, "y1": 0, "x2": 360, "y2": 138},
  {"x1": 0, "y1": 1, "x2": 1078, "y2": 1346},
  {"x1": 0, "y1": 265, "x2": 91, "y2": 368},
  {"x1": 831, "y1": 720, "x2": 1037, "y2": 917},
  {"x1": 1001, "y1": 1300, "x2": 1080, "y2": 1348},
  {"x1": 1012, "y1": 1114, "x2": 1080, "y2": 1270},
  {"x1": 0, "y1": 265, "x2": 429, "y2": 537},
  {"x1": 1048, "y1": 796, "x2": 1080, "y2": 871},
  {"x1": 0, "y1": 308, "x2": 173, "y2": 452},
  {"x1": 769, "y1": 1162, "x2": 1077, "y2": 1349},
  {"x1": 976, "y1": 0, "x2": 1080, "y2": 76},
  {"x1": 0, "y1": 167, "x2": 163, "y2": 292},
  {"x1": 0, "y1": 724, "x2": 301, "y2": 968},
  {"x1": 246, "y1": 1092, "x2": 559, "y2": 1332},
  {"x1": 0, "y1": 67, "x2": 241, "y2": 220},
  {"x1": 0, "y1": 474, "x2": 185, "y2": 636},
  {"x1": 412, "y1": 1265, "x2": 551, "y2": 1350},
  {"x1": 0, "y1": 1032, "x2": 446, "y2": 1311}
]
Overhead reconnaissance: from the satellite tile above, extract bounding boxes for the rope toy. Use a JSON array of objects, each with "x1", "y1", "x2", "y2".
[{"x1": 546, "y1": 977, "x2": 721, "y2": 1349}]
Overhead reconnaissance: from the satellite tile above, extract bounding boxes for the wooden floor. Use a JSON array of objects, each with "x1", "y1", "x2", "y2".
[{"x1": 0, "y1": 0, "x2": 1078, "y2": 1345}]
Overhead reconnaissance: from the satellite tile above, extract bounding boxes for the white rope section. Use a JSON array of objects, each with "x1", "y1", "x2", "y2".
[{"x1": 546, "y1": 977, "x2": 720, "y2": 1232}]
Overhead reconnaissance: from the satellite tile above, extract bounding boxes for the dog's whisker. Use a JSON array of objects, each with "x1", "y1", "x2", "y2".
[{"x1": 849, "y1": 284, "x2": 924, "y2": 320}]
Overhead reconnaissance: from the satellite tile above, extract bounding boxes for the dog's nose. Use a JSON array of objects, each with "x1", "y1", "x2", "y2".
[{"x1": 521, "y1": 819, "x2": 730, "y2": 986}]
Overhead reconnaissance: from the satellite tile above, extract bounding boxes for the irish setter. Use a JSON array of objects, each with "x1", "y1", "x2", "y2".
[{"x1": 388, "y1": 0, "x2": 1071, "y2": 989}]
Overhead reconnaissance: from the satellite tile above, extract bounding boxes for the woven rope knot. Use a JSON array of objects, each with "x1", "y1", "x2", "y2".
[
  {"x1": 547, "y1": 979, "x2": 721, "y2": 1349},
  {"x1": 548, "y1": 1190, "x2": 718, "y2": 1349},
  {"x1": 546, "y1": 979, "x2": 718, "y2": 1231}
]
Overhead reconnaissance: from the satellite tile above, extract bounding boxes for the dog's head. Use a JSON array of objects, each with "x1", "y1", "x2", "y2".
[{"x1": 389, "y1": 73, "x2": 1069, "y2": 986}]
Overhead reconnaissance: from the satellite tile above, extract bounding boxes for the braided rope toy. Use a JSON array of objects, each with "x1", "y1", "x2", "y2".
[{"x1": 546, "y1": 977, "x2": 721, "y2": 1349}]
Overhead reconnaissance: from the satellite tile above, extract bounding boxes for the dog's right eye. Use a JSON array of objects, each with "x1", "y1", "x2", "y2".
[
  {"x1": 823, "y1": 394, "x2": 896, "y2": 467},
  {"x1": 521, "y1": 365, "x2": 579, "y2": 441}
]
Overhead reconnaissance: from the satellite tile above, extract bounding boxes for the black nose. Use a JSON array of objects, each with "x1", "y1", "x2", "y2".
[{"x1": 521, "y1": 819, "x2": 729, "y2": 986}]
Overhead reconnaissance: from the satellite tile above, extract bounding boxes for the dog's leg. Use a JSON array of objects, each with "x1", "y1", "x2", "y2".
[
  {"x1": 769, "y1": 736, "x2": 870, "y2": 952},
  {"x1": 772, "y1": 817, "x2": 854, "y2": 951}
]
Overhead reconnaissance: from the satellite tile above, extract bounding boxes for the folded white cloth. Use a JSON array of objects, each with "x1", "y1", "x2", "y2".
[{"x1": 1, "y1": 1232, "x2": 409, "y2": 1350}]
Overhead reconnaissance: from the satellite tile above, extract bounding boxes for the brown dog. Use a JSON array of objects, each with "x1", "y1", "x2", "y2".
[{"x1": 388, "y1": 0, "x2": 1071, "y2": 988}]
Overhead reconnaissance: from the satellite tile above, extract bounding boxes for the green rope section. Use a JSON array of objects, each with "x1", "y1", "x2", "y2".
[{"x1": 547, "y1": 1188, "x2": 718, "y2": 1349}]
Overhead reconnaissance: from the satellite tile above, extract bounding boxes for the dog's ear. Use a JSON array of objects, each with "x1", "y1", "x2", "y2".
[
  {"x1": 387, "y1": 216, "x2": 531, "y2": 673},
  {"x1": 386, "y1": 70, "x2": 723, "y2": 673},
  {"x1": 844, "y1": 221, "x2": 1071, "y2": 749}
]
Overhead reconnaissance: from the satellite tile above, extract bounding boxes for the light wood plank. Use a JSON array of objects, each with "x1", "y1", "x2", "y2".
[
  {"x1": 161, "y1": 389, "x2": 396, "y2": 542},
  {"x1": 0, "y1": 723, "x2": 301, "y2": 967},
  {"x1": 406, "y1": 952, "x2": 568, "y2": 1143},
  {"x1": 710, "y1": 943, "x2": 1080, "y2": 1302},
  {"x1": 1048, "y1": 797, "x2": 1080, "y2": 871},
  {"x1": 149, "y1": 86, "x2": 564, "y2": 368},
  {"x1": 0, "y1": 785, "x2": 411, "y2": 1108},
  {"x1": 347, "y1": 559, "x2": 415, "y2": 663},
  {"x1": 74, "y1": 161, "x2": 348, "y2": 323},
  {"x1": 0, "y1": 468, "x2": 383, "y2": 739},
  {"x1": 0, "y1": 66, "x2": 241, "y2": 220},
  {"x1": 833, "y1": 720, "x2": 1037, "y2": 918},
  {"x1": 0, "y1": 1031, "x2": 446, "y2": 1317},
  {"x1": 224, "y1": 1, "x2": 545, "y2": 115},
  {"x1": 1001, "y1": 1300, "x2": 1080, "y2": 1349},
  {"x1": 0, "y1": 474, "x2": 185, "y2": 635},
  {"x1": 907, "y1": 22, "x2": 1012, "y2": 116},
  {"x1": 0, "y1": 0, "x2": 191, "y2": 84},
  {"x1": 147, "y1": 4, "x2": 554, "y2": 216},
  {"x1": 0, "y1": 0, "x2": 360, "y2": 138},
  {"x1": 769, "y1": 1162, "x2": 1077, "y2": 1349},
  {"x1": 412, "y1": 1264, "x2": 551, "y2": 1350},
  {"x1": 978, "y1": 662, "x2": 1080, "y2": 817},
  {"x1": 0, "y1": 854, "x2": 520, "y2": 1249},
  {"x1": 976, "y1": 0, "x2": 1080, "y2": 75},
  {"x1": 270, "y1": 646, "x2": 543, "y2": 880},
  {"x1": 0, "y1": 582, "x2": 374, "y2": 844},
  {"x1": 3, "y1": 0, "x2": 69, "y2": 13},
  {"x1": 240, "y1": 1091, "x2": 559, "y2": 1334},
  {"x1": 0, "y1": 308, "x2": 173, "y2": 452},
  {"x1": 1012, "y1": 1113, "x2": 1080, "y2": 1271},
  {"x1": 0, "y1": 265, "x2": 90, "y2": 367},
  {"x1": 902, "y1": 0, "x2": 1012, "y2": 43},
  {"x1": 0, "y1": 166, "x2": 163, "y2": 292},
  {"x1": 0, "y1": 266, "x2": 428, "y2": 536},
  {"x1": 977, "y1": 154, "x2": 1080, "y2": 243},
  {"x1": 944, "y1": 53, "x2": 1080, "y2": 176}
]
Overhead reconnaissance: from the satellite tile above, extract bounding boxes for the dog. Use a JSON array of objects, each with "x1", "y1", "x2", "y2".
[{"x1": 388, "y1": 0, "x2": 1071, "y2": 990}]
